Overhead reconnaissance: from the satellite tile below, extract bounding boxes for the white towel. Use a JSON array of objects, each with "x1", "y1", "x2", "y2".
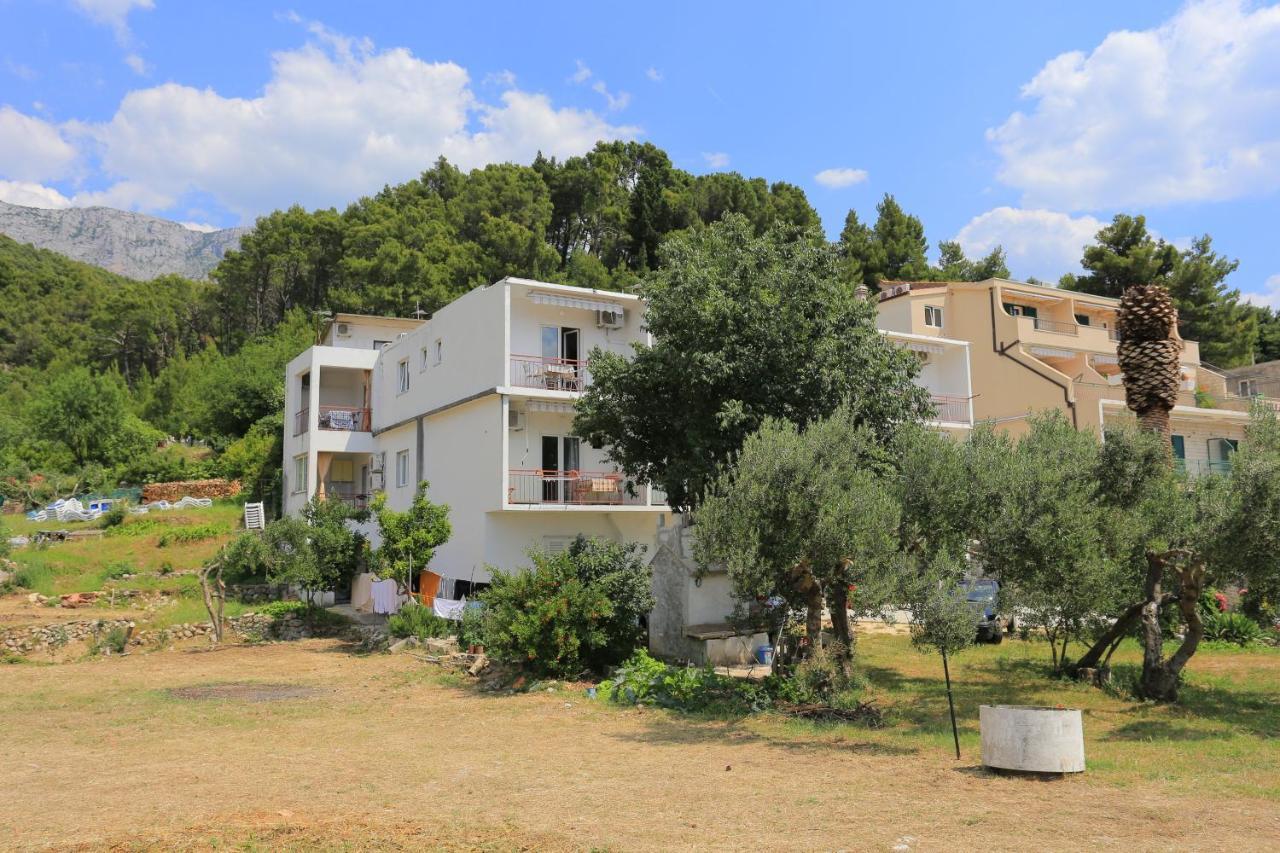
[
  {"x1": 432, "y1": 597, "x2": 466, "y2": 621},
  {"x1": 371, "y1": 579, "x2": 400, "y2": 614}
]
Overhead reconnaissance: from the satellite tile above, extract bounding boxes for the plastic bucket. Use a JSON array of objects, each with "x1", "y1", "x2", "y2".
[{"x1": 755, "y1": 645, "x2": 774, "y2": 665}]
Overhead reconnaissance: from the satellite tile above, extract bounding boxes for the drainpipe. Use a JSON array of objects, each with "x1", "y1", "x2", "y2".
[{"x1": 988, "y1": 289, "x2": 1077, "y2": 429}]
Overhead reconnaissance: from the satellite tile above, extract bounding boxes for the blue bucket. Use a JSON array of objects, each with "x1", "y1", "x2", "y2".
[{"x1": 755, "y1": 645, "x2": 774, "y2": 666}]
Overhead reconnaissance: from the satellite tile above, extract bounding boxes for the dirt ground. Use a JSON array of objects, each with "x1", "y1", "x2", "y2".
[{"x1": 1, "y1": 641, "x2": 1277, "y2": 851}]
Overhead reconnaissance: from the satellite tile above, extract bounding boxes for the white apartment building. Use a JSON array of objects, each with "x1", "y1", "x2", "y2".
[{"x1": 282, "y1": 278, "x2": 672, "y2": 597}]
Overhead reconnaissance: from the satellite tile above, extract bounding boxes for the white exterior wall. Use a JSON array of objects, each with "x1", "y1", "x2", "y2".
[{"x1": 323, "y1": 316, "x2": 419, "y2": 350}]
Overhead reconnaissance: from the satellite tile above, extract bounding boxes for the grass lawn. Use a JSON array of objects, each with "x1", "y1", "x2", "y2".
[
  {"x1": 4, "y1": 500, "x2": 244, "y2": 596},
  {"x1": 0, "y1": 635, "x2": 1275, "y2": 850}
]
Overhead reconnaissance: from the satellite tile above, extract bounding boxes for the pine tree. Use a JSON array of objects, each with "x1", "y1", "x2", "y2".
[
  {"x1": 1065, "y1": 214, "x2": 1178, "y2": 298},
  {"x1": 1167, "y1": 236, "x2": 1256, "y2": 367},
  {"x1": 872, "y1": 194, "x2": 930, "y2": 282}
]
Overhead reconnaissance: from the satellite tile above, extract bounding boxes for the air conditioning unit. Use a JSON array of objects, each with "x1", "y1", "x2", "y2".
[
  {"x1": 508, "y1": 410, "x2": 526, "y2": 431},
  {"x1": 335, "y1": 322, "x2": 351, "y2": 336},
  {"x1": 596, "y1": 308, "x2": 624, "y2": 329}
]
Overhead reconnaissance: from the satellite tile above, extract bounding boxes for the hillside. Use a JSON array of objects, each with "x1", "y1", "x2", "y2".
[{"x1": 0, "y1": 200, "x2": 246, "y2": 281}]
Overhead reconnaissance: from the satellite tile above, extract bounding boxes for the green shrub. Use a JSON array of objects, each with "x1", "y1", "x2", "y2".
[
  {"x1": 603, "y1": 650, "x2": 770, "y2": 714},
  {"x1": 480, "y1": 551, "x2": 613, "y2": 678},
  {"x1": 102, "y1": 561, "x2": 134, "y2": 580},
  {"x1": 457, "y1": 603, "x2": 485, "y2": 649},
  {"x1": 1203, "y1": 611, "x2": 1263, "y2": 646},
  {"x1": 768, "y1": 642, "x2": 866, "y2": 705},
  {"x1": 387, "y1": 603, "x2": 453, "y2": 641},
  {"x1": 479, "y1": 536, "x2": 653, "y2": 676},
  {"x1": 98, "y1": 505, "x2": 128, "y2": 529},
  {"x1": 257, "y1": 600, "x2": 306, "y2": 619},
  {"x1": 91, "y1": 625, "x2": 129, "y2": 656},
  {"x1": 157, "y1": 523, "x2": 224, "y2": 547}
]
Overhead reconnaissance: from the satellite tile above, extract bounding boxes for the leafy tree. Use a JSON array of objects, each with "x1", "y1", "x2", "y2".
[
  {"x1": 695, "y1": 409, "x2": 906, "y2": 670},
  {"x1": 560, "y1": 536, "x2": 655, "y2": 669},
  {"x1": 574, "y1": 214, "x2": 931, "y2": 511},
  {"x1": 1062, "y1": 215, "x2": 1257, "y2": 367},
  {"x1": 870, "y1": 194, "x2": 931, "y2": 283},
  {"x1": 1251, "y1": 305, "x2": 1280, "y2": 364},
  {"x1": 300, "y1": 495, "x2": 369, "y2": 590},
  {"x1": 935, "y1": 241, "x2": 1010, "y2": 281},
  {"x1": 26, "y1": 367, "x2": 131, "y2": 468},
  {"x1": 371, "y1": 482, "x2": 452, "y2": 597},
  {"x1": 260, "y1": 516, "x2": 332, "y2": 602}
]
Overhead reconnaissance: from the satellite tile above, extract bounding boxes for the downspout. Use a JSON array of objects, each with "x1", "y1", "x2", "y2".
[{"x1": 988, "y1": 289, "x2": 1077, "y2": 429}]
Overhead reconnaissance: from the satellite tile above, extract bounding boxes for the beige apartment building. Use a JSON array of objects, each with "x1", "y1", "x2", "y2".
[{"x1": 876, "y1": 278, "x2": 1274, "y2": 475}]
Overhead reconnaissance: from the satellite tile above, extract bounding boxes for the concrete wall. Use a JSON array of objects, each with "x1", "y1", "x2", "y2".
[{"x1": 323, "y1": 316, "x2": 420, "y2": 350}]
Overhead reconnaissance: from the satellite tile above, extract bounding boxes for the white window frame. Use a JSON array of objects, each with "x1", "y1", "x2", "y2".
[
  {"x1": 292, "y1": 455, "x2": 307, "y2": 494},
  {"x1": 397, "y1": 358, "x2": 410, "y2": 394},
  {"x1": 395, "y1": 449, "x2": 410, "y2": 488},
  {"x1": 421, "y1": 346, "x2": 430, "y2": 371},
  {"x1": 924, "y1": 305, "x2": 943, "y2": 328},
  {"x1": 433, "y1": 338, "x2": 443, "y2": 365}
]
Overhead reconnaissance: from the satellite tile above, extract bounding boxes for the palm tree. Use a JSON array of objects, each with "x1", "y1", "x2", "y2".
[{"x1": 1116, "y1": 283, "x2": 1181, "y2": 447}]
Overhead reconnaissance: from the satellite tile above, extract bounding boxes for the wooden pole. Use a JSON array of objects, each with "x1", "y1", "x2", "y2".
[{"x1": 942, "y1": 648, "x2": 961, "y2": 760}]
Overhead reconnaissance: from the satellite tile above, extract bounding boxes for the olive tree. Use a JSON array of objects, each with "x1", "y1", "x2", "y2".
[{"x1": 371, "y1": 482, "x2": 452, "y2": 597}]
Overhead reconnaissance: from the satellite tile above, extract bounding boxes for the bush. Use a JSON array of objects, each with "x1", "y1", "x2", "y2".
[
  {"x1": 102, "y1": 561, "x2": 133, "y2": 580},
  {"x1": 1203, "y1": 611, "x2": 1264, "y2": 646},
  {"x1": 157, "y1": 523, "x2": 224, "y2": 547},
  {"x1": 768, "y1": 642, "x2": 865, "y2": 705},
  {"x1": 603, "y1": 650, "x2": 770, "y2": 714},
  {"x1": 388, "y1": 603, "x2": 453, "y2": 641},
  {"x1": 98, "y1": 504, "x2": 128, "y2": 529},
  {"x1": 258, "y1": 600, "x2": 307, "y2": 619},
  {"x1": 457, "y1": 603, "x2": 485, "y2": 650},
  {"x1": 479, "y1": 536, "x2": 653, "y2": 677},
  {"x1": 91, "y1": 625, "x2": 129, "y2": 656}
]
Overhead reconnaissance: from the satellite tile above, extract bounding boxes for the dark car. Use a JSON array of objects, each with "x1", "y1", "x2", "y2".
[{"x1": 963, "y1": 578, "x2": 1008, "y2": 643}]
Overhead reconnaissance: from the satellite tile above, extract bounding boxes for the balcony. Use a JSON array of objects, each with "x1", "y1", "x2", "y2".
[
  {"x1": 294, "y1": 405, "x2": 372, "y2": 435},
  {"x1": 930, "y1": 394, "x2": 971, "y2": 424},
  {"x1": 508, "y1": 469, "x2": 652, "y2": 506},
  {"x1": 321, "y1": 485, "x2": 370, "y2": 509},
  {"x1": 511, "y1": 355, "x2": 587, "y2": 393},
  {"x1": 1031, "y1": 317, "x2": 1078, "y2": 336},
  {"x1": 1177, "y1": 459, "x2": 1232, "y2": 477}
]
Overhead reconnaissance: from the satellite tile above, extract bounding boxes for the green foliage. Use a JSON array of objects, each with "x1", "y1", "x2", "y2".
[
  {"x1": 1203, "y1": 611, "x2": 1264, "y2": 646},
  {"x1": 300, "y1": 495, "x2": 368, "y2": 587},
  {"x1": 371, "y1": 482, "x2": 451, "y2": 595},
  {"x1": 257, "y1": 600, "x2": 306, "y2": 619},
  {"x1": 98, "y1": 504, "x2": 128, "y2": 529},
  {"x1": 102, "y1": 560, "x2": 134, "y2": 580},
  {"x1": 910, "y1": 582, "x2": 976, "y2": 657},
  {"x1": 26, "y1": 367, "x2": 139, "y2": 469},
  {"x1": 157, "y1": 523, "x2": 225, "y2": 547},
  {"x1": 91, "y1": 625, "x2": 129, "y2": 656},
  {"x1": 479, "y1": 536, "x2": 651, "y2": 676},
  {"x1": 772, "y1": 642, "x2": 867, "y2": 705},
  {"x1": 1061, "y1": 214, "x2": 1257, "y2": 367},
  {"x1": 218, "y1": 532, "x2": 270, "y2": 583},
  {"x1": 215, "y1": 413, "x2": 283, "y2": 501},
  {"x1": 456, "y1": 604, "x2": 485, "y2": 649},
  {"x1": 602, "y1": 649, "x2": 770, "y2": 714},
  {"x1": 387, "y1": 603, "x2": 453, "y2": 641},
  {"x1": 575, "y1": 214, "x2": 930, "y2": 511}
]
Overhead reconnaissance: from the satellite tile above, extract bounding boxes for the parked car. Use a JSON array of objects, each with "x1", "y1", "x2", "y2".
[{"x1": 963, "y1": 578, "x2": 1010, "y2": 643}]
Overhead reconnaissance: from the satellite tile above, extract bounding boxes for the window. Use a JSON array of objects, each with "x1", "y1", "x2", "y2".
[
  {"x1": 421, "y1": 346, "x2": 430, "y2": 371},
  {"x1": 330, "y1": 459, "x2": 354, "y2": 482},
  {"x1": 1239, "y1": 379, "x2": 1259, "y2": 397},
  {"x1": 395, "y1": 450, "x2": 411, "y2": 488},
  {"x1": 374, "y1": 340, "x2": 391, "y2": 350},
  {"x1": 433, "y1": 339, "x2": 443, "y2": 365},
  {"x1": 292, "y1": 456, "x2": 306, "y2": 494},
  {"x1": 1003, "y1": 302, "x2": 1037, "y2": 319},
  {"x1": 397, "y1": 359, "x2": 410, "y2": 394},
  {"x1": 1074, "y1": 313, "x2": 1091, "y2": 326},
  {"x1": 924, "y1": 305, "x2": 943, "y2": 328},
  {"x1": 1171, "y1": 434, "x2": 1186, "y2": 460}
]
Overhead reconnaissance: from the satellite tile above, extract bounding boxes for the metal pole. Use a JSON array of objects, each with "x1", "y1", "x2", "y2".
[{"x1": 942, "y1": 648, "x2": 961, "y2": 760}]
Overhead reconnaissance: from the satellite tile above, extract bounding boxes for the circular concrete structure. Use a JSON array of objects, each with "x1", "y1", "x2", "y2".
[{"x1": 979, "y1": 705, "x2": 1085, "y2": 774}]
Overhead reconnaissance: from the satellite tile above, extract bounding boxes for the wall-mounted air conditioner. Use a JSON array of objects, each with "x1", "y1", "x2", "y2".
[
  {"x1": 508, "y1": 410, "x2": 526, "y2": 431},
  {"x1": 335, "y1": 322, "x2": 351, "y2": 336},
  {"x1": 596, "y1": 308, "x2": 624, "y2": 329}
]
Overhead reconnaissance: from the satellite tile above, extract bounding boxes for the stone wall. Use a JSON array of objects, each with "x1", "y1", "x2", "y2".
[
  {"x1": 2, "y1": 612, "x2": 319, "y2": 656},
  {"x1": 141, "y1": 478, "x2": 241, "y2": 502}
]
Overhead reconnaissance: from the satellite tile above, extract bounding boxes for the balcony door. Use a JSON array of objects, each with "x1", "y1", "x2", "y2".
[
  {"x1": 541, "y1": 435, "x2": 580, "y2": 502},
  {"x1": 541, "y1": 326, "x2": 582, "y2": 390}
]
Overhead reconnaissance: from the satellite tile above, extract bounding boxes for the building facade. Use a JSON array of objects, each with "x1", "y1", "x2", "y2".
[
  {"x1": 875, "y1": 278, "x2": 1271, "y2": 474},
  {"x1": 283, "y1": 279, "x2": 673, "y2": 597}
]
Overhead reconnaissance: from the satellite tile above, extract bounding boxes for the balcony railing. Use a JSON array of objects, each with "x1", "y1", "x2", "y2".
[
  {"x1": 511, "y1": 355, "x2": 587, "y2": 392},
  {"x1": 321, "y1": 486, "x2": 369, "y2": 509},
  {"x1": 318, "y1": 405, "x2": 371, "y2": 431},
  {"x1": 1032, "y1": 317, "x2": 1079, "y2": 335},
  {"x1": 929, "y1": 394, "x2": 971, "y2": 424},
  {"x1": 1176, "y1": 459, "x2": 1232, "y2": 477},
  {"x1": 508, "y1": 469, "x2": 650, "y2": 506},
  {"x1": 294, "y1": 408, "x2": 309, "y2": 436},
  {"x1": 1108, "y1": 329, "x2": 1122, "y2": 342}
]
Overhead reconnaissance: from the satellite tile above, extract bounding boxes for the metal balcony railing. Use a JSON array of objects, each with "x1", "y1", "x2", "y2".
[
  {"x1": 511, "y1": 355, "x2": 587, "y2": 392},
  {"x1": 318, "y1": 405, "x2": 371, "y2": 431},
  {"x1": 1032, "y1": 317, "x2": 1079, "y2": 335},
  {"x1": 293, "y1": 408, "x2": 309, "y2": 436},
  {"x1": 929, "y1": 394, "x2": 971, "y2": 424},
  {"x1": 507, "y1": 469, "x2": 649, "y2": 506}
]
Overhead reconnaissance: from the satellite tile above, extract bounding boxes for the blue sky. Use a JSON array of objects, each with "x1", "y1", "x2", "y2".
[{"x1": 2, "y1": 1, "x2": 1279, "y2": 304}]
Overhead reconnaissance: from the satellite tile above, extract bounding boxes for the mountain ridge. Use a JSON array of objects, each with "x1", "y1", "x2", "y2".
[{"x1": 0, "y1": 200, "x2": 247, "y2": 281}]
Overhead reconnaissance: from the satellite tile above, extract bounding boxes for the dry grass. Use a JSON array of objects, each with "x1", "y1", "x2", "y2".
[{"x1": 1, "y1": 638, "x2": 1277, "y2": 852}]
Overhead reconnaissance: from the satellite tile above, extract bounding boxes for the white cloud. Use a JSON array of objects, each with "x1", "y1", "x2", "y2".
[
  {"x1": 702, "y1": 152, "x2": 730, "y2": 169},
  {"x1": 72, "y1": 0, "x2": 154, "y2": 41},
  {"x1": 0, "y1": 180, "x2": 73, "y2": 208},
  {"x1": 484, "y1": 69, "x2": 516, "y2": 88},
  {"x1": 645, "y1": 67, "x2": 663, "y2": 82},
  {"x1": 0, "y1": 106, "x2": 79, "y2": 182},
  {"x1": 1244, "y1": 274, "x2": 1280, "y2": 309},
  {"x1": 6, "y1": 60, "x2": 37, "y2": 81},
  {"x1": 2, "y1": 31, "x2": 637, "y2": 220},
  {"x1": 592, "y1": 80, "x2": 630, "y2": 111},
  {"x1": 814, "y1": 167, "x2": 868, "y2": 189},
  {"x1": 989, "y1": 0, "x2": 1280, "y2": 209},
  {"x1": 570, "y1": 60, "x2": 592, "y2": 84},
  {"x1": 954, "y1": 207, "x2": 1104, "y2": 281},
  {"x1": 123, "y1": 53, "x2": 148, "y2": 75}
]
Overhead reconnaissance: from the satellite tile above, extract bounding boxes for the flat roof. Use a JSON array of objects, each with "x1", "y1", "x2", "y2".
[{"x1": 877, "y1": 277, "x2": 1120, "y2": 307}]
